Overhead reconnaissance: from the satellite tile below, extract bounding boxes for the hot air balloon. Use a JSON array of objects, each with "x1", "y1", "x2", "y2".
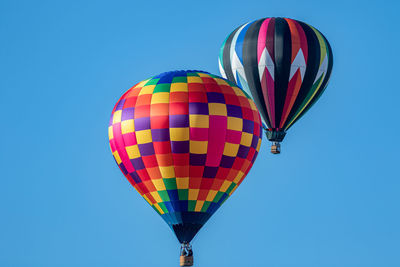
[
  {"x1": 108, "y1": 70, "x2": 262, "y2": 266},
  {"x1": 219, "y1": 17, "x2": 333, "y2": 154}
]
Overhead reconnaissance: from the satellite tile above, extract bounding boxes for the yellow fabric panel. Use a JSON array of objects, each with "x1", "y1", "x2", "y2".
[
  {"x1": 143, "y1": 195, "x2": 153, "y2": 205},
  {"x1": 209, "y1": 103, "x2": 227, "y2": 116},
  {"x1": 220, "y1": 180, "x2": 232, "y2": 192},
  {"x1": 187, "y1": 76, "x2": 203, "y2": 84},
  {"x1": 176, "y1": 177, "x2": 189, "y2": 189},
  {"x1": 151, "y1": 92, "x2": 170, "y2": 104},
  {"x1": 227, "y1": 117, "x2": 242, "y2": 131},
  {"x1": 159, "y1": 166, "x2": 175, "y2": 178},
  {"x1": 206, "y1": 190, "x2": 218, "y2": 202},
  {"x1": 112, "y1": 110, "x2": 122, "y2": 124},
  {"x1": 249, "y1": 101, "x2": 257, "y2": 111},
  {"x1": 197, "y1": 72, "x2": 210, "y2": 77},
  {"x1": 232, "y1": 87, "x2": 245, "y2": 97},
  {"x1": 108, "y1": 126, "x2": 113, "y2": 140},
  {"x1": 194, "y1": 201, "x2": 205, "y2": 212},
  {"x1": 125, "y1": 145, "x2": 140, "y2": 159},
  {"x1": 153, "y1": 203, "x2": 164, "y2": 214},
  {"x1": 136, "y1": 79, "x2": 150, "y2": 88},
  {"x1": 135, "y1": 130, "x2": 152, "y2": 144},
  {"x1": 138, "y1": 85, "x2": 155, "y2": 95},
  {"x1": 256, "y1": 138, "x2": 262, "y2": 152},
  {"x1": 233, "y1": 171, "x2": 244, "y2": 184},
  {"x1": 310, "y1": 25, "x2": 327, "y2": 66},
  {"x1": 112, "y1": 151, "x2": 122, "y2": 164},
  {"x1": 170, "y1": 127, "x2": 189, "y2": 141},
  {"x1": 240, "y1": 132, "x2": 253, "y2": 147},
  {"x1": 170, "y1": 82, "x2": 188, "y2": 92},
  {"x1": 223, "y1": 142, "x2": 240, "y2": 157},
  {"x1": 190, "y1": 141, "x2": 208, "y2": 154},
  {"x1": 150, "y1": 192, "x2": 162, "y2": 203},
  {"x1": 188, "y1": 189, "x2": 199, "y2": 200},
  {"x1": 152, "y1": 179, "x2": 166, "y2": 191},
  {"x1": 121, "y1": 119, "x2": 135, "y2": 134},
  {"x1": 189, "y1": 115, "x2": 209, "y2": 128},
  {"x1": 215, "y1": 78, "x2": 230, "y2": 86}
]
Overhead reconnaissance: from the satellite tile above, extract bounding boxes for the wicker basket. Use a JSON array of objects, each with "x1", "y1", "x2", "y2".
[
  {"x1": 271, "y1": 144, "x2": 280, "y2": 154},
  {"x1": 180, "y1": 255, "x2": 193, "y2": 266}
]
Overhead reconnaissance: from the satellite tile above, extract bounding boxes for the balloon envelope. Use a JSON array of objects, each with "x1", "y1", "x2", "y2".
[
  {"x1": 219, "y1": 17, "x2": 333, "y2": 143},
  {"x1": 108, "y1": 70, "x2": 263, "y2": 243}
]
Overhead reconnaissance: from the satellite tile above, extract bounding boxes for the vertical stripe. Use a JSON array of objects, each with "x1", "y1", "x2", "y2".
[
  {"x1": 222, "y1": 28, "x2": 240, "y2": 83},
  {"x1": 218, "y1": 36, "x2": 229, "y2": 79},
  {"x1": 135, "y1": 84, "x2": 162, "y2": 200},
  {"x1": 273, "y1": 18, "x2": 292, "y2": 129},
  {"x1": 229, "y1": 22, "x2": 251, "y2": 94},
  {"x1": 279, "y1": 18, "x2": 307, "y2": 127},
  {"x1": 283, "y1": 21, "x2": 321, "y2": 130},
  {"x1": 242, "y1": 19, "x2": 272, "y2": 128},
  {"x1": 257, "y1": 18, "x2": 275, "y2": 128}
]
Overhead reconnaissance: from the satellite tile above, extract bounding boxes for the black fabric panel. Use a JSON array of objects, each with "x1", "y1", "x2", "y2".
[
  {"x1": 313, "y1": 31, "x2": 334, "y2": 101},
  {"x1": 273, "y1": 18, "x2": 292, "y2": 129},
  {"x1": 172, "y1": 223, "x2": 204, "y2": 243},
  {"x1": 242, "y1": 18, "x2": 271, "y2": 127},
  {"x1": 222, "y1": 27, "x2": 240, "y2": 83},
  {"x1": 165, "y1": 212, "x2": 212, "y2": 243},
  {"x1": 266, "y1": 130, "x2": 286, "y2": 142},
  {"x1": 283, "y1": 21, "x2": 321, "y2": 129}
]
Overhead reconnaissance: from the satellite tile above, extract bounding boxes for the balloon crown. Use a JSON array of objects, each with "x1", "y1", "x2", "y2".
[{"x1": 153, "y1": 70, "x2": 210, "y2": 79}]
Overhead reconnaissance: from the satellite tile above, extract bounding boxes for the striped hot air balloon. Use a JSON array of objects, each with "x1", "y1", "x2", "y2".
[
  {"x1": 108, "y1": 70, "x2": 262, "y2": 266},
  {"x1": 219, "y1": 17, "x2": 333, "y2": 154}
]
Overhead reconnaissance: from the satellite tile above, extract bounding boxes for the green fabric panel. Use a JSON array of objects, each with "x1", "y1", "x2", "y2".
[
  {"x1": 151, "y1": 205, "x2": 162, "y2": 215},
  {"x1": 172, "y1": 76, "x2": 187, "y2": 83},
  {"x1": 178, "y1": 189, "x2": 188, "y2": 200},
  {"x1": 153, "y1": 83, "x2": 171, "y2": 93},
  {"x1": 225, "y1": 183, "x2": 237, "y2": 195},
  {"x1": 158, "y1": 190, "x2": 170, "y2": 202},
  {"x1": 163, "y1": 178, "x2": 177, "y2": 190},
  {"x1": 144, "y1": 78, "x2": 159, "y2": 85},
  {"x1": 227, "y1": 79, "x2": 239, "y2": 88},
  {"x1": 213, "y1": 191, "x2": 224, "y2": 203},
  {"x1": 201, "y1": 201, "x2": 211, "y2": 212},
  {"x1": 158, "y1": 202, "x2": 169, "y2": 213},
  {"x1": 188, "y1": 200, "x2": 196, "y2": 212}
]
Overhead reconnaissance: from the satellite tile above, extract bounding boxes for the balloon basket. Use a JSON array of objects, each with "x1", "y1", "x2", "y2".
[
  {"x1": 180, "y1": 255, "x2": 193, "y2": 266},
  {"x1": 271, "y1": 142, "x2": 281, "y2": 154},
  {"x1": 180, "y1": 243, "x2": 193, "y2": 266}
]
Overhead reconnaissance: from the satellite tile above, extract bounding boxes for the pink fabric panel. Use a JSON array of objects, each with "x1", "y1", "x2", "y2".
[
  {"x1": 257, "y1": 18, "x2": 271, "y2": 62},
  {"x1": 206, "y1": 115, "x2": 227, "y2": 167}
]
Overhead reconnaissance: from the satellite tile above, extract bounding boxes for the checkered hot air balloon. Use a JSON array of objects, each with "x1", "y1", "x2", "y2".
[
  {"x1": 108, "y1": 70, "x2": 262, "y2": 266},
  {"x1": 219, "y1": 18, "x2": 333, "y2": 154}
]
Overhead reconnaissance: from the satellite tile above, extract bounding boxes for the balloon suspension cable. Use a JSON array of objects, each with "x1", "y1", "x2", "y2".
[
  {"x1": 271, "y1": 141, "x2": 281, "y2": 154},
  {"x1": 180, "y1": 242, "x2": 194, "y2": 266}
]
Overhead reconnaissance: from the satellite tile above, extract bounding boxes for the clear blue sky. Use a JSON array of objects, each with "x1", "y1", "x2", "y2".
[{"x1": 1, "y1": 0, "x2": 399, "y2": 266}]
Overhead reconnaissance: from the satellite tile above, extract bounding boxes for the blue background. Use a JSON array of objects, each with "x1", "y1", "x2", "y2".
[{"x1": 1, "y1": 0, "x2": 399, "y2": 266}]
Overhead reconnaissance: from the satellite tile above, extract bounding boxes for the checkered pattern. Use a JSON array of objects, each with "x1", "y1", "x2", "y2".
[{"x1": 109, "y1": 70, "x2": 262, "y2": 226}]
